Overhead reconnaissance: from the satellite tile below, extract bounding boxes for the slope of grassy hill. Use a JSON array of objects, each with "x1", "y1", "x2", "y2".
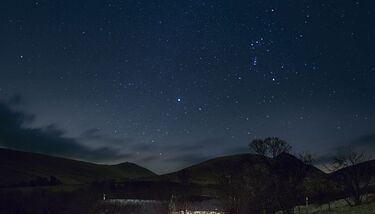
[
  {"x1": 0, "y1": 148, "x2": 156, "y2": 186},
  {"x1": 159, "y1": 153, "x2": 264, "y2": 184},
  {"x1": 310, "y1": 202, "x2": 375, "y2": 214},
  {"x1": 283, "y1": 197, "x2": 375, "y2": 214},
  {"x1": 331, "y1": 159, "x2": 375, "y2": 181},
  {"x1": 160, "y1": 152, "x2": 326, "y2": 185}
]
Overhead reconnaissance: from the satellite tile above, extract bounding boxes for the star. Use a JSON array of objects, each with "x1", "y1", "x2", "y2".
[
  {"x1": 253, "y1": 56, "x2": 257, "y2": 66},
  {"x1": 0, "y1": 0, "x2": 373, "y2": 175}
]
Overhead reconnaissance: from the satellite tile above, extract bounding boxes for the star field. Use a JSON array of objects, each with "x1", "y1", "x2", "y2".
[{"x1": 0, "y1": 0, "x2": 374, "y2": 173}]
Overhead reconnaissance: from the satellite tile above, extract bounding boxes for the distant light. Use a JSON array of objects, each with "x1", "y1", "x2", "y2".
[{"x1": 177, "y1": 98, "x2": 181, "y2": 102}]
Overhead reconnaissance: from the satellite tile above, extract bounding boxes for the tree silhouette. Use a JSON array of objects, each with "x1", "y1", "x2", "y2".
[
  {"x1": 248, "y1": 139, "x2": 268, "y2": 156},
  {"x1": 249, "y1": 137, "x2": 292, "y2": 158},
  {"x1": 265, "y1": 137, "x2": 292, "y2": 158},
  {"x1": 330, "y1": 149, "x2": 371, "y2": 206}
]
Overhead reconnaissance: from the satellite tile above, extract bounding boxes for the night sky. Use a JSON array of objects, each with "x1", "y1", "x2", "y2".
[{"x1": 1, "y1": 0, "x2": 375, "y2": 173}]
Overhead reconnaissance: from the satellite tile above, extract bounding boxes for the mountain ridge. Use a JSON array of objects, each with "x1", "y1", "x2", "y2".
[
  {"x1": 0, "y1": 147, "x2": 156, "y2": 187},
  {"x1": 158, "y1": 152, "x2": 327, "y2": 184},
  {"x1": 1, "y1": 147, "x2": 374, "y2": 188}
]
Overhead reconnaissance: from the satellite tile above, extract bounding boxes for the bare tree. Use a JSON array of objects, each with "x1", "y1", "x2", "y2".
[
  {"x1": 265, "y1": 137, "x2": 292, "y2": 158},
  {"x1": 330, "y1": 149, "x2": 371, "y2": 206},
  {"x1": 249, "y1": 137, "x2": 292, "y2": 158},
  {"x1": 298, "y1": 151, "x2": 314, "y2": 165},
  {"x1": 248, "y1": 139, "x2": 268, "y2": 156}
]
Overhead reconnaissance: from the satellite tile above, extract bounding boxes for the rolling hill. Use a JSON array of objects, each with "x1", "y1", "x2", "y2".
[
  {"x1": 331, "y1": 159, "x2": 375, "y2": 177},
  {"x1": 0, "y1": 148, "x2": 156, "y2": 187},
  {"x1": 159, "y1": 152, "x2": 327, "y2": 185},
  {"x1": 330, "y1": 158, "x2": 375, "y2": 189}
]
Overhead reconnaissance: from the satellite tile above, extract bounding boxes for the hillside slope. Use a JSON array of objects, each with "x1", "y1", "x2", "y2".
[
  {"x1": 160, "y1": 153, "x2": 326, "y2": 185},
  {"x1": 330, "y1": 159, "x2": 375, "y2": 187},
  {"x1": 331, "y1": 159, "x2": 375, "y2": 177},
  {"x1": 0, "y1": 148, "x2": 155, "y2": 186}
]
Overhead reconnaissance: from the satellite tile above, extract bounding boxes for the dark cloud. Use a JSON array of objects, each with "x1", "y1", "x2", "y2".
[
  {"x1": 351, "y1": 134, "x2": 375, "y2": 149},
  {"x1": 166, "y1": 154, "x2": 212, "y2": 166},
  {"x1": 313, "y1": 133, "x2": 375, "y2": 166},
  {"x1": 137, "y1": 155, "x2": 160, "y2": 163},
  {"x1": 132, "y1": 137, "x2": 232, "y2": 154},
  {"x1": 0, "y1": 99, "x2": 132, "y2": 162},
  {"x1": 80, "y1": 128, "x2": 130, "y2": 145},
  {"x1": 314, "y1": 154, "x2": 335, "y2": 165},
  {"x1": 125, "y1": 138, "x2": 239, "y2": 172},
  {"x1": 8, "y1": 94, "x2": 27, "y2": 106},
  {"x1": 6, "y1": 95, "x2": 341, "y2": 173},
  {"x1": 0, "y1": 97, "x2": 237, "y2": 172}
]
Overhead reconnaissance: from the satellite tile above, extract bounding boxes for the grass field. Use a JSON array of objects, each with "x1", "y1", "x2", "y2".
[
  {"x1": 290, "y1": 198, "x2": 375, "y2": 214},
  {"x1": 309, "y1": 203, "x2": 375, "y2": 213}
]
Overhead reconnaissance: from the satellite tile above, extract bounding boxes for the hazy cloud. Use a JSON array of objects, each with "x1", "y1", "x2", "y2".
[{"x1": 80, "y1": 128, "x2": 130, "y2": 145}]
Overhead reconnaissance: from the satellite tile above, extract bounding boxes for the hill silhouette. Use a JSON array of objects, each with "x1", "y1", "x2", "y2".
[
  {"x1": 1, "y1": 147, "x2": 373, "y2": 192},
  {"x1": 331, "y1": 159, "x2": 375, "y2": 178},
  {"x1": 159, "y1": 152, "x2": 326, "y2": 185},
  {"x1": 0, "y1": 148, "x2": 155, "y2": 187}
]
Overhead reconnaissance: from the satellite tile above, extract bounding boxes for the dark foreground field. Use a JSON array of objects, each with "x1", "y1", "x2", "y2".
[{"x1": 1, "y1": 187, "x2": 375, "y2": 214}]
